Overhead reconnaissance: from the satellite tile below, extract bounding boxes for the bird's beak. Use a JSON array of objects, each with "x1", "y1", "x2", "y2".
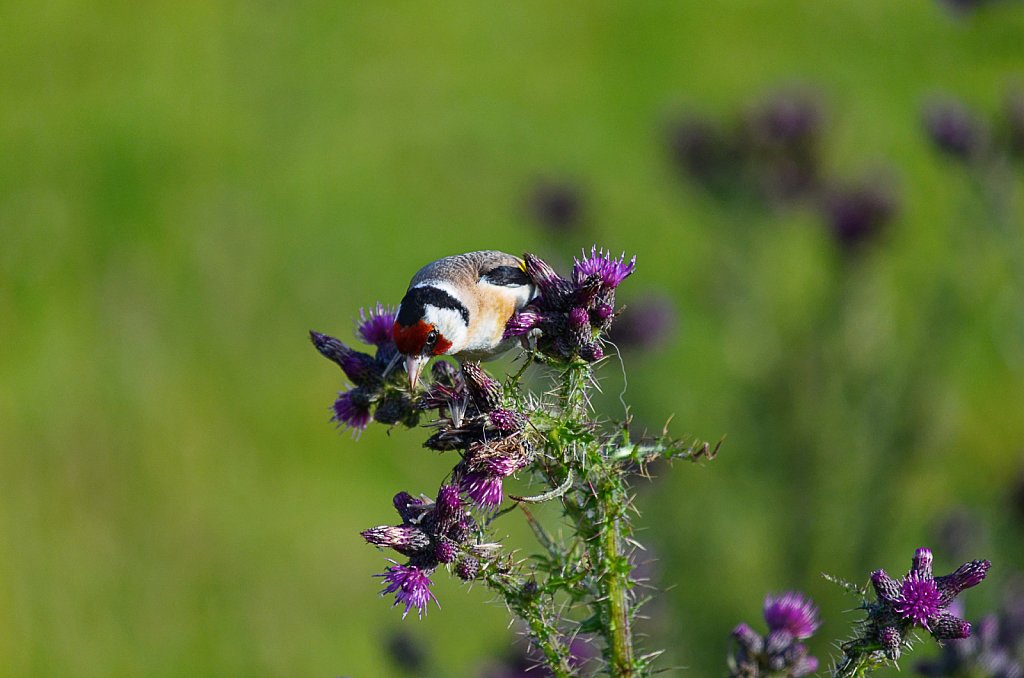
[{"x1": 405, "y1": 355, "x2": 430, "y2": 390}]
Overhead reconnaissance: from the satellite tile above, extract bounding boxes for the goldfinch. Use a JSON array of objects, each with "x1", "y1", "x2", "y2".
[{"x1": 392, "y1": 251, "x2": 536, "y2": 387}]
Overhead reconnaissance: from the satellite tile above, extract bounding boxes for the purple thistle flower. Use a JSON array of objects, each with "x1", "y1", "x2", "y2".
[
  {"x1": 936, "y1": 559, "x2": 992, "y2": 603},
  {"x1": 743, "y1": 89, "x2": 824, "y2": 203},
  {"x1": 730, "y1": 594, "x2": 820, "y2": 678},
  {"x1": 579, "y1": 342, "x2": 604, "y2": 362},
  {"x1": 503, "y1": 310, "x2": 543, "y2": 339},
  {"x1": 879, "y1": 625, "x2": 903, "y2": 661},
  {"x1": 592, "y1": 303, "x2": 615, "y2": 322},
  {"x1": 479, "y1": 455, "x2": 524, "y2": 478},
  {"x1": 872, "y1": 569, "x2": 902, "y2": 604},
  {"x1": 393, "y1": 491, "x2": 430, "y2": 523},
  {"x1": 568, "y1": 306, "x2": 589, "y2": 327},
  {"x1": 895, "y1": 573, "x2": 943, "y2": 628},
  {"x1": 332, "y1": 388, "x2": 372, "y2": 435},
  {"x1": 455, "y1": 556, "x2": 479, "y2": 581},
  {"x1": 356, "y1": 302, "x2": 397, "y2": 347},
  {"x1": 377, "y1": 561, "x2": 439, "y2": 619},
  {"x1": 434, "y1": 484, "x2": 463, "y2": 534},
  {"x1": 930, "y1": 613, "x2": 972, "y2": 641},
  {"x1": 792, "y1": 652, "x2": 818, "y2": 677},
  {"x1": 572, "y1": 246, "x2": 636, "y2": 290},
  {"x1": 865, "y1": 546, "x2": 990, "y2": 652},
  {"x1": 309, "y1": 331, "x2": 381, "y2": 385},
  {"x1": 460, "y1": 472, "x2": 504, "y2": 509},
  {"x1": 732, "y1": 623, "x2": 764, "y2": 655},
  {"x1": 523, "y1": 253, "x2": 575, "y2": 311},
  {"x1": 361, "y1": 526, "x2": 431, "y2": 556},
  {"x1": 434, "y1": 538, "x2": 458, "y2": 564},
  {"x1": 913, "y1": 546, "x2": 935, "y2": 578},
  {"x1": 764, "y1": 591, "x2": 820, "y2": 639},
  {"x1": 462, "y1": 362, "x2": 503, "y2": 413},
  {"x1": 373, "y1": 391, "x2": 415, "y2": 426},
  {"x1": 488, "y1": 408, "x2": 525, "y2": 435}
]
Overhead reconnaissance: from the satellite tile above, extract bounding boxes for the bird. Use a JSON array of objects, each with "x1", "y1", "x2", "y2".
[{"x1": 392, "y1": 251, "x2": 536, "y2": 388}]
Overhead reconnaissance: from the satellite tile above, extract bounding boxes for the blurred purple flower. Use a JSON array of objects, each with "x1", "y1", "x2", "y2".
[
  {"x1": 934, "y1": 507, "x2": 984, "y2": 563},
  {"x1": 764, "y1": 591, "x2": 820, "y2": 640},
  {"x1": 744, "y1": 89, "x2": 824, "y2": 202},
  {"x1": 730, "y1": 592, "x2": 820, "y2": 677},
  {"x1": 667, "y1": 113, "x2": 744, "y2": 194},
  {"x1": 938, "y1": 0, "x2": 991, "y2": 16},
  {"x1": 377, "y1": 561, "x2": 439, "y2": 619},
  {"x1": 746, "y1": 90, "x2": 822, "y2": 150},
  {"x1": 1005, "y1": 88, "x2": 1024, "y2": 160},
  {"x1": 916, "y1": 613, "x2": 1024, "y2": 677},
  {"x1": 385, "y1": 631, "x2": 428, "y2": 673},
  {"x1": 820, "y1": 177, "x2": 898, "y2": 251},
  {"x1": 924, "y1": 97, "x2": 986, "y2": 161},
  {"x1": 608, "y1": 295, "x2": 676, "y2": 351},
  {"x1": 528, "y1": 180, "x2": 583, "y2": 233}
]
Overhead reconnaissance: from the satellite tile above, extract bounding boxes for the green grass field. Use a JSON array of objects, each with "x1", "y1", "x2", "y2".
[{"x1": 3, "y1": 2, "x2": 1023, "y2": 675}]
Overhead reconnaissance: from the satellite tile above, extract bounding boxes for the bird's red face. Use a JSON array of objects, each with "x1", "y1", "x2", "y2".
[
  {"x1": 393, "y1": 319, "x2": 453, "y2": 389},
  {"x1": 392, "y1": 320, "x2": 453, "y2": 357}
]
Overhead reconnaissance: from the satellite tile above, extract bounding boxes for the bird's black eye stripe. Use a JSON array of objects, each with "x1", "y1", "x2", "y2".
[
  {"x1": 482, "y1": 265, "x2": 531, "y2": 287},
  {"x1": 397, "y1": 286, "x2": 470, "y2": 325}
]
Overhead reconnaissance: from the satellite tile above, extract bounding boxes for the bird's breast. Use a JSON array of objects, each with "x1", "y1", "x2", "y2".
[{"x1": 462, "y1": 285, "x2": 531, "y2": 356}]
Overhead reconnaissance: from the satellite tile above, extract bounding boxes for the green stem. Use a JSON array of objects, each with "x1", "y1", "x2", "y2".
[
  {"x1": 601, "y1": 500, "x2": 636, "y2": 676},
  {"x1": 485, "y1": 570, "x2": 575, "y2": 677},
  {"x1": 832, "y1": 652, "x2": 870, "y2": 678},
  {"x1": 558, "y1": 363, "x2": 637, "y2": 677}
]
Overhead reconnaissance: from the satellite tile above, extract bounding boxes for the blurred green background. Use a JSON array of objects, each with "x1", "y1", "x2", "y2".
[{"x1": 3, "y1": 1, "x2": 1023, "y2": 676}]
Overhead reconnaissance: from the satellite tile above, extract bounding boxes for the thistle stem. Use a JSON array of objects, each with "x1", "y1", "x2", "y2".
[
  {"x1": 558, "y1": 363, "x2": 637, "y2": 677},
  {"x1": 485, "y1": 570, "x2": 575, "y2": 676},
  {"x1": 832, "y1": 652, "x2": 870, "y2": 678},
  {"x1": 602, "y1": 501, "x2": 636, "y2": 676}
]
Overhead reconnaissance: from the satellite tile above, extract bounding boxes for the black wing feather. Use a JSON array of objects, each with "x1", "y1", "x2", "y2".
[{"x1": 481, "y1": 265, "x2": 531, "y2": 288}]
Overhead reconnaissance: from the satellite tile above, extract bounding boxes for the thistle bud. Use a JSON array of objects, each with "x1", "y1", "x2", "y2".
[
  {"x1": 361, "y1": 526, "x2": 431, "y2": 556},
  {"x1": 434, "y1": 485, "x2": 463, "y2": 535},
  {"x1": 374, "y1": 392, "x2": 413, "y2": 425},
  {"x1": 310, "y1": 331, "x2": 381, "y2": 385},
  {"x1": 871, "y1": 569, "x2": 901, "y2": 605},
  {"x1": 434, "y1": 537, "x2": 459, "y2": 564},
  {"x1": 455, "y1": 556, "x2": 480, "y2": 581},
  {"x1": 462, "y1": 362, "x2": 502, "y2": 413},
  {"x1": 912, "y1": 547, "x2": 934, "y2": 579},
  {"x1": 524, "y1": 253, "x2": 575, "y2": 310}
]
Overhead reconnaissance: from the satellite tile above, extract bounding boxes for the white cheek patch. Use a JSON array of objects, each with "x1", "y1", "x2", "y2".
[{"x1": 422, "y1": 305, "x2": 468, "y2": 354}]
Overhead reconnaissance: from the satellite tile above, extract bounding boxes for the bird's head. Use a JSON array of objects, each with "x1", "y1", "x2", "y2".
[{"x1": 392, "y1": 285, "x2": 469, "y2": 388}]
